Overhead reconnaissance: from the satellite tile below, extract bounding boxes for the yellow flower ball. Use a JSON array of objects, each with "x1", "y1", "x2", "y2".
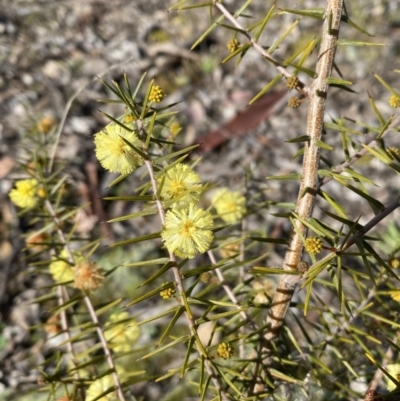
[
  {"x1": 160, "y1": 283, "x2": 176, "y2": 299},
  {"x1": 217, "y1": 342, "x2": 234, "y2": 359},
  {"x1": 159, "y1": 163, "x2": 202, "y2": 209},
  {"x1": 286, "y1": 76, "x2": 299, "y2": 90},
  {"x1": 227, "y1": 38, "x2": 240, "y2": 53},
  {"x1": 385, "y1": 363, "x2": 400, "y2": 391},
  {"x1": 305, "y1": 237, "x2": 323, "y2": 255},
  {"x1": 212, "y1": 188, "x2": 246, "y2": 224},
  {"x1": 161, "y1": 203, "x2": 214, "y2": 259},
  {"x1": 9, "y1": 178, "x2": 40, "y2": 208},
  {"x1": 149, "y1": 85, "x2": 164, "y2": 103},
  {"x1": 94, "y1": 124, "x2": 143, "y2": 174},
  {"x1": 390, "y1": 290, "x2": 400, "y2": 302},
  {"x1": 85, "y1": 375, "x2": 118, "y2": 401},
  {"x1": 49, "y1": 250, "x2": 75, "y2": 284},
  {"x1": 389, "y1": 94, "x2": 400, "y2": 108},
  {"x1": 104, "y1": 311, "x2": 140, "y2": 353}
]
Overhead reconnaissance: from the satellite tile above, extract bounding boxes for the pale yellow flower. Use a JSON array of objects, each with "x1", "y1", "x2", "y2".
[
  {"x1": 390, "y1": 290, "x2": 400, "y2": 302},
  {"x1": 212, "y1": 188, "x2": 246, "y2": 224},
  {"x1": 104, "y1": 311, "x2": 140, "y2": 353},
  {"x1": 85, "y1": 375, "x2": 118, "y2": 401},
  {"x1": 162, "y1": 203, "x2": 214, "y2": 259},
  {"x1": 385, "y1": 363, "x2": 400, "y2": 391},
  {"x1": 94, "y1": 124, "x2": 143, "y2": 174},
  {"x1": 9, "y1": 178, "x2": 40, "y2": 208},
  {"x1": 159, "y1": 164, "x2": 202, "y2": 209},
  {"x1": 49, "y1": 249, "x2": 76, "y2": 284}
]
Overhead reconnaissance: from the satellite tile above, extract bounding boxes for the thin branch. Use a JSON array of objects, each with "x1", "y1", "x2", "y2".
[
  {"x1": 262, "y1": 0, "x2": 344, "y2": 360},
  {"x1": 212, "y1": 0, "x2": 308, "y2": 96},
  {"x1": 139, "y1": 124, "x2": 232, "y2": 401},
  {"x1": 319, "y1": 116, "x2": 400, "y2": 188},
  {"x1": 44, "y1": 200, "x2": 126, "y2": 401},
  {"x1": 207, "y1": 250, "x2": 258, "y2": 331},
  {"x1": 341, "y1": 196, "x2": 400, "y2": 251}
]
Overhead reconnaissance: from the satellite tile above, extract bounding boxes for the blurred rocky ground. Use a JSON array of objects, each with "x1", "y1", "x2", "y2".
[{"x1": 0, "y1": 0, "x2": 399, "y2": 400}]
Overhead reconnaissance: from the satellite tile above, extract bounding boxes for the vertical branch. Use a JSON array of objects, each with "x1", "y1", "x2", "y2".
[
  {"x1": 140, "y1": 128, "x2": 231, "y2": 400},
  {"x1": 264, "y1": 0, "x2": 344, "y2": 345},
  {"x1": 44, "y1": 200, "x2": 126, "y2": 401}
]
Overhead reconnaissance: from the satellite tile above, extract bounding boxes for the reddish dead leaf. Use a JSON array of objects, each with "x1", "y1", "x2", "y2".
[{"x1": 197, "y1": 91, "x2": 286, "y2": 153}]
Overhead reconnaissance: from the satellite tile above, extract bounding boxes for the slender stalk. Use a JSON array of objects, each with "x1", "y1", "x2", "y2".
[
  {"x1": 141, "y1": 138, "x2": 231, "y2": 400},
  {"x1": 263, "y1": 0, "x2": 344, "y2": 353},
  {"x1": 207, "y1": 250, "x2": 258, "y2": 331},
  {"x1": 212, "y1": 0, "x2": 308, "y2": 96},
  {"x1": 45, "y1": 200, "x2": 126, "y2": 401}
]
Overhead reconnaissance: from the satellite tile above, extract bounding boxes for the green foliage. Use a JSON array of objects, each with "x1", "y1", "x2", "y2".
[{"x1": 6, "y1": 1, "x2": 400, "y2": 401}]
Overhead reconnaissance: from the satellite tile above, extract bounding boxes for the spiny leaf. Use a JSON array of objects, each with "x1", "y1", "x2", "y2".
[
  {"x1": 268, "y1": 18, "x2": 300, "y2": 55},
  {"x1": 157, "y1": 307, "x2": 185, "y2": 347},
  {"x1": 279, "y1": 8, "x2": 324, "y2": 19},
  {"x1": 108, "y1": 231, "x2": 161, "y2": 247},
  {"x1": 254, "y1": 3, "x2": 275, "y2": 42},
  {"x1": 191, "y1": 15, "x2": 225, "y2": 50},
  {"x1": 248, "y1": 266, "x2": 299, "y2": 275},
  {"x1": 107, "y1": 208, "x2": 158, "y2": 223},
  {"x1": 266, "y1": 173, "x2": 301, "y2": 181},
  {"x1": 337, "y1": 39, "x2": 386, "y2": 47},
  {"x1": 249, "y1": 73, "x2": 283, "y2": 104},
  {"x1": 141, "y1": 335, "x2": 190, "y2": 360},
  {"x1": 286, "y1": 135, "x2": 310, "y2": 143}
]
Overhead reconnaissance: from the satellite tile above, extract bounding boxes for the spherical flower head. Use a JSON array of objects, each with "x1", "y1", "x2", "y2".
[
  {"x1": 217, "y1": 342, "x2": 234, "y2": 359},
  {"x1": 49, "y1": 250, "x2": 75, "y2": 284},
  {"x1": 85, "y1": 375, "x2": 118, "y2": 401},
  {"x1": 161, "y1": 203, "x2": 214, "y2": 259},
  {"x1": 73, "y1": 261, "x2": 104, "y2": 291},
  {"x1": 160, "y1": 283, "x2": 176, "y2": 299},
  {"x1": 94, "y1": 124, "x2": 143, "y2": 174},
  {"x1": 390, "y1": 258, "x2": 400, "y2": 269},
  {"x1": 385, "y1": 363, "x2": 400, "y2": 391},
  {"x1": 389, "y1": 94, "x2": 400, "y2": 108},
  {"x1": 169, "y1": 121, "x2": 182, "y2": 137},
  {"x1": 212, "y1": 188, "x2": 246, "y2": 224},
  {"x1": 297, "y1": 260, "x2": 309, "y2": 274},
  {"x1": 288, "y1": 96, "x2": 301, "y2": 108},
  {"x1": 37, "y1": 116, "x2": 56, "y2": 134},
  {"x1": 390, "y1": 290, "x2": 400, "y2": 302},
  {"x1": 305, "y1": 237, "x2": 323, "y2": 255},
  {"x1": 227, "y1": 38, "x2": 240, "y2": 53},
  {"x1": 286, "y1": 76, "x2": 299, "y2": 90},
  {"x1": 159, "y1": 164, "x2": 202, "y2": 209},
  {"x1": 200, "y1": 272, "x2": 212, "y2": 283},
  {"x1": 104, "y1": 311, "x2": 140, "y2": 353},
  {"x1": 149, "y1": 85, "x2": 164, "y2": 103},
  {"x1": 9, "y1": 178, "x2": 40, "y2": 208}
]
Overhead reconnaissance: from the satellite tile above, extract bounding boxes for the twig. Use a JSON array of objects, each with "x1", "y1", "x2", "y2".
[
  {"x1": 44, "y1": 200, "x2": 126, "y2": 401},
  {"x1": 140, "y1": 124, "x2": 231, "y2": 400},
  {"x1": 207, "y1": 250, "x2": 258, "y2": 331},
  {"x1": 212, "y1": 0, "x2": 308, "y2": 96},
  {"x1": 262, "y1": 0, "x2": 344, "y2": 359},
  {"x1": 319, "y1": 116, "x2": 400, "y2": 188}
]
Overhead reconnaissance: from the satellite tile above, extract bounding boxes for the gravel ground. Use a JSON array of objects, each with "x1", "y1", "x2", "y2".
[{"x1": 0, "y1": 0, "x2": 399, "y2": 400}]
